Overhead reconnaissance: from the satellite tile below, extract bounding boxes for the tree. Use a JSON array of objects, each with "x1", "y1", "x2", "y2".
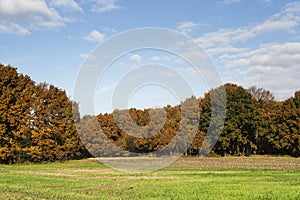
[
  {"x1": 28, "y1": 84, "x2": 86, "y2": 162},
  {"x1": 0, "y1": 65, "x2": 36, "y2": 163},
  {"x1": 0, "y1": 64, "x2": 87, "y2": 163},
  {"x1": 248, "y1": 86, "x2": 274, "y2": 108},
  {"x1": 200, "y1": 84, "x2": 262, "y2": 156},
  {"x1": 266, "y1": 91, "x2": 300, "y2": 157}
]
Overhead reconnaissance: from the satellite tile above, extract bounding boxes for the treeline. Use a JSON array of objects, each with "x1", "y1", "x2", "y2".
[
  {"x1": 0, "y1": 64, "x2": 88, "y2": 164},
  {"x1": 80, "y1": 84, "x2": 300, "y2": 157},
  {"x1": 78, "y1": 100, "x2": 202, "y2": 157},
  {"x1": 1, "y1": 64, "x2": 300, "y2": 164}
]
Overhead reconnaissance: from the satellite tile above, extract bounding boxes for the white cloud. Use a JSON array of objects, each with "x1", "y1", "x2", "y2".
[
  {"x1": 197, "y1": 1, "x2": 300, "y2": 49},
  {"x1": 284, "y1": 1, "x2": 300, "y2": 13},
  {"x1": 129, "y1": 54, "x2": 143, "y2": 63},
  {"x1": 158, "y1": 70, "x2": 177, "y2": 78},
  {"x1": 225, "y1": 58, "x2": 250, "y2": 68},
  {"x1": 177, "y1": 67, "x2": 199, "y2": 77},
  {"x1": 0, "y1": 21, "x2": 30, "y2": 36},
  {"x1": 150, "y1": 55, "x2": 178, "y2": 63},
  {"x1": 80, "y1": 52, "x2": 89, "y2": 59},
  {"x1": 90, "y1": 0, "x2": 121, "y2": 13},
  {"x1": 259, "y1": 0, "x2": 272, "y2": 4},
  {"x1": 150, "y1": 56, "x2": 161, "y2": 61},
  {"x1": 84, "y1": 30, "x2": 105, "y2": 42},
  {"x1": 177, "y1": 21, "x2": 198, "y2": 34},
  {"x1": 206, "y1": 46, "x2": 248, "y2": 56},
  {"x1": 195, "y1": 2, "x2": 300, "y2": 100},
  {"x1": 222, "y1": 0, "x2": 241, "y2": 4},
  {"x1": 97, "y1": 84, "x2": 114, "y2": 93},
  {"x1": 248, "y1": 43, "x2": 300, "y2": 69},
  {"x1": 219, "y1": 42, "x2": 300, "y2": 100},
  {"x1": 0, "y1": 0, "x2": 66, "y2": 35},
  {"x1": 102, "y1": 27, "x2": 118, "y2": 33},
  {"x1": 50, "y1": 0, "x2": 83, "y2": 12},
  {"x1": 220, "y1": 43, "x2": 300, "y2": 68}
]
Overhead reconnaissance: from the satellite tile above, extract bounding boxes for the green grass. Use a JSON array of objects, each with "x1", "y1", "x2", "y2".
[{"x1": 0, "y1": 158, "x2": 300, "y2": 199}]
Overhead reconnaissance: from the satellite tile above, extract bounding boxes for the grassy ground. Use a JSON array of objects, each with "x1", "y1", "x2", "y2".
[{"x1": 0, "y1": 157, "x2": 300, "y2": 199}]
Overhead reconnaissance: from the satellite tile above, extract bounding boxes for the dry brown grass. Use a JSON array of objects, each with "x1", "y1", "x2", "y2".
[{"x1": 169, "y1": 155, "x2": 300, "y2": 170}]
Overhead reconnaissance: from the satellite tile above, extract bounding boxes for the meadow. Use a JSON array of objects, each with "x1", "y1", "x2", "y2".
[{"x1": 0, "y1": 157, "x2": 300, "y2": 200}]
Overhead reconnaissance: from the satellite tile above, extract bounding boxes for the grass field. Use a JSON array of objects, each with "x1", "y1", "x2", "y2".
[{"x1": 1, "y1": 157, "x2": 300, "y2": 199}]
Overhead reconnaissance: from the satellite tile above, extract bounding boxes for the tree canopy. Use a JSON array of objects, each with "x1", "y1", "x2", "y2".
[
  {"x1": 0, "y1": 64, "x2": 88, "y2": 164},
  {"x1": 0, "y1": 64, "x2": 300, "y2": 164}
]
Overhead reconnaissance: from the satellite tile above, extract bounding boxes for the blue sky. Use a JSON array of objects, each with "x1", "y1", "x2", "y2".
[{"x1": 1, "y1": 0, "x2": 300, "y2": 114}]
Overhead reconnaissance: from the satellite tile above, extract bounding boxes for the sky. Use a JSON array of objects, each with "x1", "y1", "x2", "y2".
[{"x1": 1, "y1": 0, "x2": 300, "y2": 114}]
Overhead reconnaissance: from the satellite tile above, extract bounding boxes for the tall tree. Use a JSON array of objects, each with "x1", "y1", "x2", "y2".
[
  {"x1": 0, "y1": 64, "x2": 87, "y2": 163},
  {"x1": 266, "y1": 92, "x2": 300, "y2": 157},
  {"x1": 200, "y1": 84, "x2": 262, "y2": 156}
]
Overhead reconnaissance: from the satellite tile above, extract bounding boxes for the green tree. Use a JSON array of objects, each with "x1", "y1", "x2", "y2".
[{"x1": 200, "y1": 84, "x2": 262, "y2": 156}]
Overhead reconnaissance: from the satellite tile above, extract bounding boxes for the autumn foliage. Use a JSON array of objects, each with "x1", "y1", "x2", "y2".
[
  {"x1": 1, "y1": 64, "x2": 300, "y2": 164},
  {"x1": 78, "y1": 83, "x2": 300, "y2": 158},
  {"x1": 0, "y1": 64, "x2": 88, "y2": 164}
]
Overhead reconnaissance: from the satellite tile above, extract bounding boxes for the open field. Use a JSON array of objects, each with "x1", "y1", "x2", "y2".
[{"x1": 1, "y1": 157, "x2": 300, "y2": 199}]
